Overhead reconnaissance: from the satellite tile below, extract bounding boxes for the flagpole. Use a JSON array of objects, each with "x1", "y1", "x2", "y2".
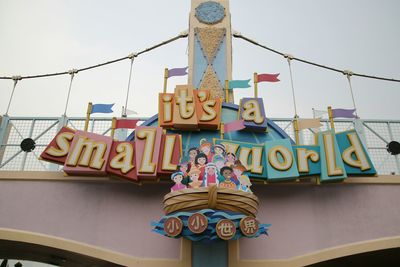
[
  {"x1": 253, "y1": 72, "x2": 258, "y2": 98},
  {"x1": 84, "y1": 102, "x2": 92, "y2": 132},
  {"x1": 327, "y1": 106, "x2": 335, "y2": 132},
  {"x1": 225, "y1": 80, "x2": 229, "y2": 103},
  {"x1": 111, "y1": 117, "x2": 116, "y2": 139},
  {"x1": 220, "y1": 123, "x2": 224, "y2": 139},
  {"x1": 163, "y1": 68, "x2": 169, "y2": 93},
  {"x1": 293, "y1": 117, "x2": 300, "y2": 145}
]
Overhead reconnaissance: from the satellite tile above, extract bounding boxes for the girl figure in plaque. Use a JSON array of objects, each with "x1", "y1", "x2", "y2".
[
  {"x1": 219, "y1": 166, "x2": 238, "y2": 190},
  {"x1": 170, "y1": 172, "x2": 187, "y2": 192},
  {"x1": 202, "y1": 163, "x2": 220, "y2": 187},
  {"x1": 195, "y1": 153, "x2": 208, "y2": 180},
  {"x1": 188, "y1": 167, "x2": 202, "y2": 188},
  {"x1": 232, "y1": 161, "x2": 252, "y2": 193},
  {"x1": 199, "y1": 139, "x2": 214, "y2": 163}
]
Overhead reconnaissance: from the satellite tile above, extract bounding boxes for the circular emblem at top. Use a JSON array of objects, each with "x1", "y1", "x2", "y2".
[{"x1": 195, "y1": 1, "x2": 225, "y2": 25}]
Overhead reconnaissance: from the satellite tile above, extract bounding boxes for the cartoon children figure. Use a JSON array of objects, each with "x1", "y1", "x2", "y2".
[
  {"x1": 219, "y1": 166, "x2": 238, "y2": 190},
  {"x1": 178, "y1": 162, "x2": 189, "y2": 177},
  {"x1": 170, "y1": 172, "x2": 187, "y2": 192},
  {"x1": 195, "y1": 152, "x2": 208, "y2": 180},
  {"x1": 202, "y1": 163, "x2": 220, "y2": 187},
  {"x1": 199, "y1": 138, "x2": 214, "y2": 163},
  {"x1": 232, "y1": 161, "x2": 252, "y2": 193},
  {"x1": 187, "y1": 147, "x2": 199, "y2": 171},
  {"x1": 213, "y1": 154, "x2": 225, "y2": 172},
  {"x1": 213, "y1": 144, "x2": 226, "y2": 161},
  {"x1": 239, "y1": 174, "x2": 253, "y2": 193},
  {"x1": 188, "y1": 166, "x2": 202, "y2": 188},
  {"x1": 225, "y1": 152, "x2": 237, "y2": 167}
]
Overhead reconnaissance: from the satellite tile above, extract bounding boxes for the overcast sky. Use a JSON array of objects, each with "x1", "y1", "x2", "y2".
[{"x1": 0, "y1": 0, "x2": 399, "y2": 120}]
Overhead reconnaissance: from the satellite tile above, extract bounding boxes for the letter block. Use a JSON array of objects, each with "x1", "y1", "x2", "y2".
[
  {"x1": 157, "y1": 134, "x2": 182, "y2": 176},
  {"x1": 318, "y1": 130, "x2": 347, "y2": 182},
  {"x1": 40, "y1": 126, "x2": 75, "y2": 165},
  {"x1": 194, "y1": 90, "x2": 222, "y2": 130},
  {"x1": 293, "y1": 145, "x2": 321, "y2": 176},
  {"x1": 64, "y1": 130, "x2": 113, "y2": 176},
  {"x1": 135, "y1": 126, "x2": 163, "y2": 180},
  {"x1": 106, "y1": 141, "x2": 138, "y2": 182},
  {"x1": 336, "y1": 130, "x2": 376, "y2": 175},
  {"x1": 159, "y1": 93, "x2": 175, "y2": 129},
  {"x1": 265, "y1": 139, "x2": 299, "y2": 181},
  {"x1": 238, "y1": 98, "x2": 268, "y2": 132},
  {"x1": 173, "y1": 85, "x2": 198, "y2": 130}
]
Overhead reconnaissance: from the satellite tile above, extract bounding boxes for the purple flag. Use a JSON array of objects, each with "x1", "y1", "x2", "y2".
[
  {"x1": 168, "y1": 67, "x2": 188, "y2": 78},
  {"x1": 332, "y1": 108, "x2": 357, "y2": 118}
]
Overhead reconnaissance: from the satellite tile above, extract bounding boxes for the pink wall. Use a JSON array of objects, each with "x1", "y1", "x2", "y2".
[
  {"x1": 0, "y1": 180, "x2": 180, "y2": 259},
  {"x1": 240, "y1": 184, "x2": 400, "y2": 259},
  {"x1": 1, "y1": 181, "x2": 400, "y2": 260}
]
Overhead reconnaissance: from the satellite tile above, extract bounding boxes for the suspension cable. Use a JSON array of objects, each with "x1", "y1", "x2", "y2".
[
  {"x1": 0, "y1": 31, "x2": 188, "y2": 81},
  {"x1": 233, "y1": 32, "x2": 400, "y2": 83}
]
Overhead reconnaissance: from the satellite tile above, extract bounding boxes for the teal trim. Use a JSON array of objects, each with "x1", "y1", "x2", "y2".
[{"x1": 192, "y1": 241, "x2": 228, "y2": 267}]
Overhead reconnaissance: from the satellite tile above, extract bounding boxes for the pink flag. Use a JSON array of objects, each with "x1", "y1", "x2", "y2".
[
  {"x1": 224, "y1": 120, "x2": 245, "y2": 133},
  {"x1": 257, "y1": 73, "x2": 280, "y2": 82}
]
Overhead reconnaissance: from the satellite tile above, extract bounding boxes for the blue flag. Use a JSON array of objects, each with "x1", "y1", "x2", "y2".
[
  {"x1": 91, "y1": 103, "x2": 114, "y2": 114},
  {"x1": 228, "y1": 79, "x2": 251, "y2": 89}
]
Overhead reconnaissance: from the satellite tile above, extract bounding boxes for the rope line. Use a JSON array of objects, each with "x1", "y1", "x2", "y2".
[
  {"x1": 286, "y1": 57, "x2": 298, "y2": 117},
  {"x1": 233, "y1": 32, "x2": 400, "y2": 83},
  {"x1": 0, "y1": 32, "x2": 188, "y2": 81},
  {"x1": 123, "y1": 55, "x2": 136, "y2": 117},
  {"x1": 5, "y1": 76, "x2": 21, "y2": 115}
]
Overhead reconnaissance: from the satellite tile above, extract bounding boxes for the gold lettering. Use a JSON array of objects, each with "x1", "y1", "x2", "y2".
[
  {"x1": 241, "y1": 99, "x2": 264, "y2": 124},
  {"x1": 296, "y1": 148, "x2": 319, "y2": 173},
  {"x1": 342, "y1": 133, "x2": 371, "y2": 171},
  {"x1": 110, "y1": 143, "x2": 135, "y2": 174},
  {"x1": 323, "y1": 133, "x2": 344, "y2": 176},
  {"x1": 136, "y1": 128, "x2": 157, "y2": 173},
  {"x1": 162, "y1": 94, "x2": 173, "y2": 122},
  {"x1": 200, "y1": 100, "x2": 217, "y2": 122},
  {"x1": 66, "y1": 136, "x2": 107, "y2": 170},
  {"x1": 162, "y1": 135, "x2": 178, "y2": 171},
  {"x1": 45, "y1": 132, "x2": 74, "y2": 157},
  {"x1": 175, "y1": 88, "x2": 194, "y2": 119},
  {"x1": 268, "y1": 145, "x2": 293, "y2": 171}
]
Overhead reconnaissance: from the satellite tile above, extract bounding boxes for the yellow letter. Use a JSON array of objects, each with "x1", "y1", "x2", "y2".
[
  {"x1": 45, "y1": 132, "x2": 74, "y2": 157},
  {"x1": 66, "y1": 136, "x2": 107, "y2": 170},
  {"x1": 136, "y1": 128, "x2": 157, "y2": 173},
  {"x1": 162, "y1": 135, "x2": 178, "y2": 171},
  {"x1": 268, "y1": 145, "x2": 293, "y2": 171},
  {"x1": 242, "y1": 99, "x2": 264, "y2": 124},
  {"x1": 162, "y1": 94, "x2": 173, "y2": 122},
  {"x1": 175, "y1": 88, "x2": 194, "y2": 119},
  {"x1": 342, "y1": 133, "x2": 371, "y2": 171},
  {"x1": 200, "y1": 100, "x2": 217, "y2": 122},
  {"x1": 110, "y1": 143, "x2": 135, "y2": 174},
  {"x1": 296, "y1": 148, "x2": 319, "y2": 173},
  {"x1": 323, "y1": 133, "x2": 344, "y2": 176}
]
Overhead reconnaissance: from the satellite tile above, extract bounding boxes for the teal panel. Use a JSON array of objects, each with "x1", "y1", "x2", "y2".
[
  {"x1": 192, "y1": 241, "x2": 228, "y2": 267},
  {"x1": 193, "y1": 34, "x2": 209, "y2": 89},
  {"x1": 318, "y1": 130, "x2": 347, "y2": 182},
  {"x1": 214, "y1": 138, "x2": 267, "y2": 179},
  {"x1": 264, "y1": 139, "x2": 299, "y2": 181},
  {"x1": 336, "y1": 130, "x2": 377, "y2": 175},
  {"x1": 293, "y1": 145, "x2": 321, "y2": 176},
  {"x1": 212, "y1": 36, "x2": 227, "y2": 88}
]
